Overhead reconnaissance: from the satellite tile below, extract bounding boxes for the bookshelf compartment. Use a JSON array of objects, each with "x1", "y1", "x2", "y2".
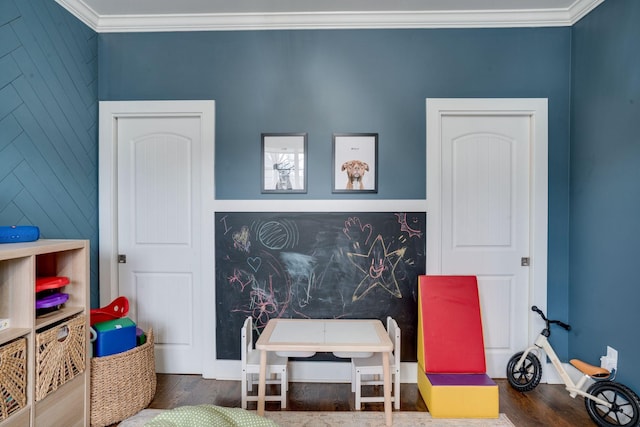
[
  {"x1": 0, "y1": 338, "x2": 27, "y2": 422},
  {"x1": 35, "y1": 314, "x2": 86, "y2": 402},
  {"x1": 0, "y1": 240, "x2": 89, "y2": 426}
]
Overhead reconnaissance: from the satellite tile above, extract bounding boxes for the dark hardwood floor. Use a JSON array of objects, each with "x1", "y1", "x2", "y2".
[{"x1": 140, "y1": 374, "x2": 595, "y2": 426}]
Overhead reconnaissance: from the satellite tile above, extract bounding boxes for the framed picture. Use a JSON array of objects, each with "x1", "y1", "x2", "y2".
[
  {"x1": 261, "y1": 133, "x2": 307, "y2": 193},
  {"x1": 332, "y1": 133, "x2": 378, "y2": 193}
]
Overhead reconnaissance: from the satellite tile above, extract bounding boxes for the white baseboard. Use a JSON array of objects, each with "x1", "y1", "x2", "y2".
[
  {"x1": 210, "y1": 360, "x2": 418, "y2": 383},
  {"x1": 208, "y1": 359, "x2": 580, "y2": 386}
]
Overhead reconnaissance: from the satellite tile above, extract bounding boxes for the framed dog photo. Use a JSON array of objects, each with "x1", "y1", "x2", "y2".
[
  {"x1": 332, "y1": 133, "x2": 378, "y2": 193},
  {"x1": 261, "y1": 133, "x2": 307, "y2": 193}
]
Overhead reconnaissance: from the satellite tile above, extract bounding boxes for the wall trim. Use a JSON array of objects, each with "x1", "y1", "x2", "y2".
[
  {"x1": 215, "y1": 359, "x2": 577, "y2": 386},
  {"x1": 56, "y1": 0, "x2": 604, "y2": 33},
  {"x1": 214, "y1": 200, "x2": 427, "y2": 212},
  {"x1": 215, "y1": 360, "x2": 417, "y2": 383}
]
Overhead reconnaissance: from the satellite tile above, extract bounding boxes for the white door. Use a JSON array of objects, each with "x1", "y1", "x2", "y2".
[{"x1": 426, "y1": 98, "x2": 548, "y2": 378}]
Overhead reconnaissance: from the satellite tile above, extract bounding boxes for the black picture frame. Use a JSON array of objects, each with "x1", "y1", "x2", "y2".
[
  {"x1": 332, "y1": 133, "x2": 378, "y2": 193},
  {"x1": 261, "y1": 133, "x2": 308, "y2": 193}
]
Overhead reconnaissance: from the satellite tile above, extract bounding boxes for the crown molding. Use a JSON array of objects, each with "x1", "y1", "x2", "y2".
[
  {"x1": 567, "y1": 0, "x2": 606, "y2": 23},
  {"x1": 56, "y1": 0, "x2": 604, "y2": 33},
  {"x1": 56, "y1": 0, "x2": 100, "y2": 31}
]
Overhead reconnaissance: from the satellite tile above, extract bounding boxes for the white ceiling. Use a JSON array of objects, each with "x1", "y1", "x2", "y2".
[{"x1": 56, "y1": 0, "x2": 605, "y2": 33}]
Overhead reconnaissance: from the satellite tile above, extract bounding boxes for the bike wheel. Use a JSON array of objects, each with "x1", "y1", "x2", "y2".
[
  {"x1": 506, "y1": 351, "x2": 542, "y2": 392},
  {"x1": 585, "y1": 381, "x2": 640, "y2": 427}
]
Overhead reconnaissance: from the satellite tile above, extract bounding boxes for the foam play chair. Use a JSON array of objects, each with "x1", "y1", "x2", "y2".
[{"x1": 416, "y1": 275, "x2": 498, "y2": 418}]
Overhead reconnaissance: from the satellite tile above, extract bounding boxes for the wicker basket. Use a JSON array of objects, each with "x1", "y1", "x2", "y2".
[
  {"x1": 90, "y1": 329, "x2": 156, "y2": 427},
  {"x1": 35, "y1": 314, "x2": 86, "y2": 401},
  {"x1": 0, "y1": 338, "x2": 27, "y2": 421}
]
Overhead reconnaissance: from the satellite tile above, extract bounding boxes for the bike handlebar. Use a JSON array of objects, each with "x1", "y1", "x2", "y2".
[{"x1": 531, "y1": 305, "x2": 571, "y2": 331}]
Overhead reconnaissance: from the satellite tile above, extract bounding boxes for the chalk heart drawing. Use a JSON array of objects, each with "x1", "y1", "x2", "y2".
[{"x1": 247, "y1": 257, "x2": 262, "y2": 272}]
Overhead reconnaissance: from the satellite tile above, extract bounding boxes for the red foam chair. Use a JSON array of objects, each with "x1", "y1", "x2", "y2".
[{"x1": 416, "y1": 275, "x2": 498, "y2": 418}]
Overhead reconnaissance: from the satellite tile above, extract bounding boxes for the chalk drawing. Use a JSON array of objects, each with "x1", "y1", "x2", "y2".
[
  {"x1": 215, "y1": 211, "x2": 426, "y2": 360},
  {"x1": 247, "y1": 256, "x2": 262, "y2": 272},
  {"x1": 395, "y1": 212, "x2": 423, "y2": 238},
  {"x1": 348, "y1": 234, "x2": 406, "y2": 301},
  {"x1": 249, "y1": 275, "x2": 280, "y2": 328},
  {"x1": 256, "y1": 219, "x2": 299, "y2": 250},
  {"x1": 232, "y1": 226, "x2": 251, "y2": 253},
  {"x1": 280, "y1": 252, "x2": 317, "y2": 308},
  {"x1": 227, "y1": 268, "x2": 253, "y2": 292},
  {"x1": 219, "y1": 214, "x2": 232, "y2": 235},
  {"x1": 343, "y1": 216, "x2": 373, "y2": 246}
]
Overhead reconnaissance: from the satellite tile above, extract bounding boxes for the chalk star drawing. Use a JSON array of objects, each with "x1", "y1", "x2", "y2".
[{"x1": 347, "y1": 234, "x2": 406, "y2": 301}]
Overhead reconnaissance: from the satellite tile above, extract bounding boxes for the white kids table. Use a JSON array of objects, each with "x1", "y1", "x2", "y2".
[{"x1": 255, "y1": 318, "x2": 394, "y2": 426}]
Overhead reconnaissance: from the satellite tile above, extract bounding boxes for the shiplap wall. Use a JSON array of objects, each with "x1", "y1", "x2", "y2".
[{"x1": 0, "y1": 0, "x2": 99, "y2": 306}]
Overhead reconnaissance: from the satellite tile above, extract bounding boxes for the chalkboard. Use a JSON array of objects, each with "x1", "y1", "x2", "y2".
[{"x1": 215, "y1": 212, "x2": 426, "y2": 362}]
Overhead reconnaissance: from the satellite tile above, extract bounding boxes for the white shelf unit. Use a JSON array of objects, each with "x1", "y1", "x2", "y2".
[{"x1": 0, "y1": 239, "x2": 90, "y2": 427}]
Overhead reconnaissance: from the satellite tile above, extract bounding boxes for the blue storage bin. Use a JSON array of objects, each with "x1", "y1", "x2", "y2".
[{"x1": 93, "y1": 317, "x2": 137, "y2": 357}]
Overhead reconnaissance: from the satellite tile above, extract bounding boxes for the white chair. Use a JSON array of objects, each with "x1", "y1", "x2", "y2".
[
  {"x1": 352, "y1": 316, "x2": 401, "y2": 410},
  {"x1": 241, "y1": 316, "x2": 288, "y2": 409}
]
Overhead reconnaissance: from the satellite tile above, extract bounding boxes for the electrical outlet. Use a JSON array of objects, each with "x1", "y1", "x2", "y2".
[
  {"x1": 608, "y1": 346, "x2": 619, "y2": 371},
  {"x1": 600, "y1": 346, "x2": 618, "y2": 372}
]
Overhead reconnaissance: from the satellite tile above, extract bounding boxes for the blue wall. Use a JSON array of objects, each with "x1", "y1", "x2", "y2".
[
  {"x1": 99, "y1": 27, "x2": 573, "y2": 357},
  {"x1": 0, "y1": 0, "x2": 99, "y2": 306},
  {"x1": 570, "y1": 0, "x2": 640, "y2": 391},
  {"x1": 0, "y1": 1, "x2": 578, "y2": 362},
  {"x1": 98, "y1": 29, "x2": 572, "y2": 194},
  {"x1": 4, "y1": 0, "x2": 639, "y2": 393}
]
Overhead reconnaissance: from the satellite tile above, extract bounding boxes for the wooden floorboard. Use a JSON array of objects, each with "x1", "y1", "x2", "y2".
[{"x1": 130, "y1": 374, "x2": 596, "y2": 426}]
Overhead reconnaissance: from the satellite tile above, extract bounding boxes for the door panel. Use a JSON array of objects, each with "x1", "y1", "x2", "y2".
[
  {"x1": 441, "y1": 114, "x2": 530, "y2": 377},
  {"x1": 451, "y1": 132, "x2": 513, "y2": 248},
  {"x1": 427, "y1": 99, "x2": 548, "y2": 378},
  {"x1": 117, "y1": 116, "x2": 202, "y2": 374},
  {"x1": 132, "y1": 132, "x2": 192, "y2": 245}
]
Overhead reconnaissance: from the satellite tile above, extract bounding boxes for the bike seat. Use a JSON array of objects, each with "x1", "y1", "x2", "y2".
[{"x1": 570, "y1": 359, "x2": 611, "y2": 379}]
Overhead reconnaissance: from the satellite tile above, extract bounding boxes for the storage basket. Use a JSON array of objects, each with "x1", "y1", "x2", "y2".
[
  {"x1": 90, "y1": 329, "x2": 156, "y2": 427},
  {"x1": 0, "y1": 338, "x2": 27, "y2": 421},
  {"x1": 35, "y1": 314, "x2": 86, "y2": 401}
]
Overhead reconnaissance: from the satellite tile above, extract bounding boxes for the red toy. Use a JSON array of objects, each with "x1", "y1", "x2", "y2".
[
  {"x1": 36, "y1": 276, "x2": 70, "y2": 293},
  {"x1": 90, "y1": 296, "x2": 129, "y2": 326}
]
